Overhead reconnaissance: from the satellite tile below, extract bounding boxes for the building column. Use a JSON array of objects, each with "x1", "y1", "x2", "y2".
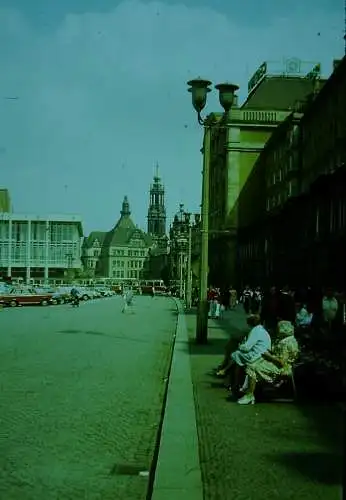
[
  {"x1": 26, "y1": 220, "x2": 31, "y2": 284},
  {"x1": 44, "y1": 220, "x2": 49, "y2": 283},
  {"x1": 7, "y1": 218, "x2": 12, "y2": 277}
]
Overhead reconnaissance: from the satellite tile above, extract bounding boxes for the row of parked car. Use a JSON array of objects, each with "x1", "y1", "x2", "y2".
[{"x1": 0, "y1": 284, "x2": 115, "y2": 308}]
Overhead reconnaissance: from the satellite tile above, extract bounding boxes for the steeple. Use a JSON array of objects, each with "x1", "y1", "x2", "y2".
[
  {"x1": 120, "y1": 195, "x2": 131, "y2": 217},
  {"x1": 154, "y1": 162, "x2": 160, "y2": 182},
  {"x1": 147, "y1": 165, "x2": 166, "y2": 237}
]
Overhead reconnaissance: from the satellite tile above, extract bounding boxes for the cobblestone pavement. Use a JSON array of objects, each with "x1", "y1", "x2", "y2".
[
  {"x1": 186, "y1": 307, "x2": 344, "y2": 500},
  {"x1": 0, "y1": 296, "x2": 177, "y2": 500}
]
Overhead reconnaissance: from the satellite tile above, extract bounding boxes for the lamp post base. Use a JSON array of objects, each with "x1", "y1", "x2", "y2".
[{"x1": 196, "y1": 299, "x2": 209, "y2": 344}]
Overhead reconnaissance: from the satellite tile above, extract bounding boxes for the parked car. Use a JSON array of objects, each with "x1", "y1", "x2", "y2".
[
  {"x1": 0, "y1": 287, "x2": 53, "y2": 307},
  {"x1": 51, "y1": 287, "x2": 73, "y2": 304},
  {"x1": 96, "y1": 287, "x2": 113, "y2": 297}
]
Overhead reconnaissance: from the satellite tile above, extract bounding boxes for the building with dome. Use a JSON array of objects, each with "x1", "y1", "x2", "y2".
[{"x1": 81, "y1": 196, "x2": 153, "y2": 280}]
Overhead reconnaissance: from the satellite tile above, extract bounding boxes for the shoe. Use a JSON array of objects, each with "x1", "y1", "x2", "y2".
[{"x1": 237, "y1": 394, "x2": 255, "y2": 405}]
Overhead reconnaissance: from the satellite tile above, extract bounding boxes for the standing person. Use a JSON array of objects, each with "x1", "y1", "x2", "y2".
[
  {"x1": 242, "y1": 285, "x2": 253, "y2": 314},
  {"x1": 322, "y1": 287, "x2": 339, "y2": 334},
  {"x1": 278, "y1": 285, "x2": 296, "y2": 324},
  {"x1": 230, "y1": 286, "x2": 237, "y2": 309},
  {"x1": 151, "y1": 286, "x2": 155, "y2": 298},
  {"x1": 214, "y1": 287, "x2": 222, "y2": 319},
  {"x1": 223, "y1": 287, "x2": 231, "y2": 311},
  {"x1": 251, "y1": 287, "x2": 262, "y2": 314},
  {"x1": 260, "y1": 286, "x2": 280, "y2": 335}
]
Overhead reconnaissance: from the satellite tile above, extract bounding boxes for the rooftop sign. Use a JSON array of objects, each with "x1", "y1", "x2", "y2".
[{"x1": 247, "y1": 62, "x2": 267, "y2": 94}]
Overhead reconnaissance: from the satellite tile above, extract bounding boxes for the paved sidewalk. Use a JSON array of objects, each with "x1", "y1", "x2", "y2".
[{"x1": 186, "y1": 307, "x2": 344, "y2": 500}]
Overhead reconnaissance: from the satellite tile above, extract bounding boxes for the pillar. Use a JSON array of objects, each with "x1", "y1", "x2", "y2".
[
  {"x1": 44, "y1": 220, "x2": 49, "y2": 283},
  {"x1": 7, "y1": 218, "x2": 12, "y2": 277},
  {"x1": 26, "y1": 220, "x2": 31, "y2": 284}
]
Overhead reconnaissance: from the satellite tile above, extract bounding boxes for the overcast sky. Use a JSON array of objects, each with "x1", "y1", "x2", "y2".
[{"x1": 0, "y1": 0, "x2": 344, "y2": 234}]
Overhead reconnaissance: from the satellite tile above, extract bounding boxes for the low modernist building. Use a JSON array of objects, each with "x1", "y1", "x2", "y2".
[
  {"x1": 237, "y1": 57, "x2": 346, "y2": 289},
  {"x1": 0, "y1": 213, "x2": 83, "y2": 282}
]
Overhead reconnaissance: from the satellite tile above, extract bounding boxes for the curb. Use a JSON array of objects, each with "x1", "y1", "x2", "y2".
[{"x1": 150, "y1": 299, "x2": 203, "y2": 500}]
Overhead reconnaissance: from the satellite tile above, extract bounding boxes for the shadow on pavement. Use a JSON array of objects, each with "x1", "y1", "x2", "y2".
[
  {"x1": 188, "y1": 338, "x2": 226, "y2": 356},
  {"x1": 270, "y1": 451, "x2": 343, "y2": 485},
  {"x1": 297, "y1": 403, "x2": 345, "y2": 452}
]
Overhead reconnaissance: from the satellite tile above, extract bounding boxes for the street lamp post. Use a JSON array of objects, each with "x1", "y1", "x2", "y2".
[
  {"x1": 186, "y1": 222, "x2": 192, "y2": 309},
  {"x1": 187, "y1": 77, "x2": 239, "y2": 343}
]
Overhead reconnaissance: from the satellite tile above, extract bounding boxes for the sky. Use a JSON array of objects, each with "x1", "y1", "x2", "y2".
[{"x1": 0, "y1": 0, "x2": 344, "y2": 235}]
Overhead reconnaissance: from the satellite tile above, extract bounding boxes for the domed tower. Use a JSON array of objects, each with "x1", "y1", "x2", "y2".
[{"x1": 147, "y1": 163, "x2": 166, "y2": 237}]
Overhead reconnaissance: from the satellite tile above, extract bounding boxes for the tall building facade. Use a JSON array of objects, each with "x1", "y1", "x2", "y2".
[
  {"x1": 0, "y1": 189, "x2": 11, "y2": 212},
  {"x1": 237, "y1": 56, "x2": 346, "y2": 289},
  {"x1": 203, "y1": 60, "x2": 325, "y2": 288},
  {"x1": 0, "y1": 213, "x2": 83, "y2": 282}
]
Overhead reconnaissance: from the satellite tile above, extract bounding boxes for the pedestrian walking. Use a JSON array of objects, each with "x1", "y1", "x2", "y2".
[
  {"x1": 150, "y1": 286, "x2": 155, "y2": 298},
  {"x1": 122, "y1": 288, "x2": 134, "y2": 313}
]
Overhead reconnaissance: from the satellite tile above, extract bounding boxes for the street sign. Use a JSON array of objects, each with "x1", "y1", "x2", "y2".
[{"x1": 305, "y1": 63, "x2": 321, "y2": 80}]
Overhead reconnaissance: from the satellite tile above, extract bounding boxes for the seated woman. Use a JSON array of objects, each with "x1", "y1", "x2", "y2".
[
  {"x1": 214, "y1": 314, "x2": 265, "y2": 378},
  {"x1": 238, "y1": 320, "x2": 299, "y2": 405},
  {"x1": 216, "y1": 315, "x2": 272, "y2": 392}
]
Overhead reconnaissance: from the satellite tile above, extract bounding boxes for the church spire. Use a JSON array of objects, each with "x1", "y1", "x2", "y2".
[
  {"x1": 147, "y1": 168, "x2": 166, "y2": 236},
  {"x1": 120, "y1": 195, "x2": 131, "y2": 216},
  {"x1": 154, "y1": 162, "x2": 160, "y2": 181}
]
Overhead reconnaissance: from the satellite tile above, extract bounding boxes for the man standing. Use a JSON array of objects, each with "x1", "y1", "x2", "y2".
[{"x1": 242, "y1": 285, "x2": 253, "y2": 315}]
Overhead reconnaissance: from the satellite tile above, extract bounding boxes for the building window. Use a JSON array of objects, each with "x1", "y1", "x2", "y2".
[
  {"x1": 339, "y1": 199, "x2": 345, "y2": 229},
  {"x1": 316, "y1": 207, "x2": 320, "y2": 235}
]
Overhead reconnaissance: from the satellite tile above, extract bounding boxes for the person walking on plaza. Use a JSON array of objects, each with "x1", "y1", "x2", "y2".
[
  {"x1": 122, "y1": 288, "x2": 134, "y2": 313},
  {"x1": 150, "y1": 286, "x2": 155, "y2": 298}
]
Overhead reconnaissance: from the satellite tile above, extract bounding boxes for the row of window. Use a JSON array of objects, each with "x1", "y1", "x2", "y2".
[
  {"x1": 266, "y1": 179, "x2": 299, "y2": 210},
  {"x1": 112, "y1": 270, "x2": 140, "y2": 279},
  {"x1": 266, "y1": 152, "x2": 299, "y2": 189},
  {"x1": 112, "y1": 259, "x2": 143, "y2": 269},
  {"x1": 0, "y1": 222, "x2": 78, "y2": 242},
  {"x1": 239, "y1": 197, "x2": 345, "y2": 261},
  {"x1": 111, "y1": 249, "x2": 146, "y2": 257}
]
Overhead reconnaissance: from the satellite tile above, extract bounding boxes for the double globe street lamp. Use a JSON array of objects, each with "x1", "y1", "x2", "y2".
[{"x1": 187, "y1": 78, "x2": 239, "y2": 344}]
